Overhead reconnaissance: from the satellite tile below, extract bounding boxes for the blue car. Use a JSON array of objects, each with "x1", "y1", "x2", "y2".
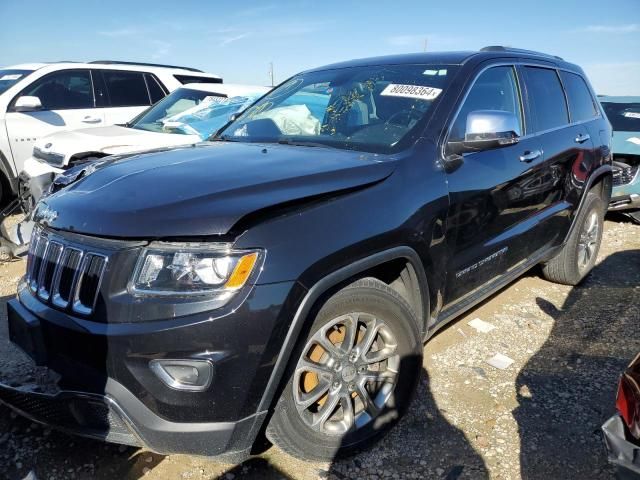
[{"x1": 600, "y1": 96, "x2": 640, "y2": 223}]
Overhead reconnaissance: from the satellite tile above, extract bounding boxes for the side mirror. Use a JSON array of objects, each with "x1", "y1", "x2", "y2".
[
  {"x1": 449, "y1": 110, "x2": 521, "y2": 155},
  {"x1": 14, "y1": 95, "x2": 43, "y2": 112}
]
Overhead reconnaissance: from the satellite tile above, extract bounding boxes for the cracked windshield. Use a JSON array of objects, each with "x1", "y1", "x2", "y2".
[{"x1": 220, "y1": 64, "x2": 456, "y2": 153}]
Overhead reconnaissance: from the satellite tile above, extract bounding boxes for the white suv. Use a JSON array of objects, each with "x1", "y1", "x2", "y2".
[{"x1": 0, "y1": 61, "x2": 221, "y2": 201}]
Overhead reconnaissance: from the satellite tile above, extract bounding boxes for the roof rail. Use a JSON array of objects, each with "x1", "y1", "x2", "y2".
[
  {"x1": 480, "y1": 46, "x2": 564, "y2": 61},
  {"x1": 89, "y1": 60, "x2": 204, "y2": 73}
]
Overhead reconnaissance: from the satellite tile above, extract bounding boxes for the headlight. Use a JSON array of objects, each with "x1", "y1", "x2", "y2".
[{"x1": 130, "y1": 243, "x2": 262, "y2": 297}]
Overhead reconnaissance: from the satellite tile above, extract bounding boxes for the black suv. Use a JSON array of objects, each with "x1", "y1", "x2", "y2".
[{"x1": 3, "y1": 47, "x2": 612, "y2": 461}]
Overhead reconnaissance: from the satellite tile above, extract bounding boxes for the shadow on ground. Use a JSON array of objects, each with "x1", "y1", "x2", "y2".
[{"x1": 515, "y1": 249, "x2": 640, "y2": 479}]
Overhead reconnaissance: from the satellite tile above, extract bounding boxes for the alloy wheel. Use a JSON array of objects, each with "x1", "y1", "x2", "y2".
[
  {"x1": 293, "y1": 312, "x2": 400, "y2": 436},
  {"x1": 577, "y1": 210, "x2": 599, "y2": 271}
]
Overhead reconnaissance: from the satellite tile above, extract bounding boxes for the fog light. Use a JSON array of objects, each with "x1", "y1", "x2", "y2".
[{"x1": 149, "y1": 359, "x2": 213, "y2": 391}]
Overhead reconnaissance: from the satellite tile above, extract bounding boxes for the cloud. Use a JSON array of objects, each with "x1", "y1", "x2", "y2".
[
  {"x1": 219, "y1": 32, "x2": 252, "y2": 46},
  {"x1": 98, "y1": 27, "x2": 140, "y2": 37},
  {"x1": 236, "y1": 4, "x2": 276, "y2": 16},
  {"x1": 579, "y1": 24, "x2": 639, "y2": 34}
]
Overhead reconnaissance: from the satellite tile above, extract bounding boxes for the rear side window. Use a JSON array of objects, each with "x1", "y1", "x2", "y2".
[
  {"x1": 523, "y1": 67, "x2": 569, "y2": 132},
  {"x1": 145, "y1": 74, "x2": 167, "y2": 104},
  {"x1": 559, "y1": 71, "x2": 598, "y2": 122},
  {"x1": 174, "y1": 75, "x2": 222, "y2": 85},
  {"x1": 19, "y1": 69, "x2": 93, "y2": 110},
  {"x1": 100, "y1": 70, "x2": 151, "y2": 107},
  {"x1": 450, "y1": 66, "x2": 523, "y2": 142}
]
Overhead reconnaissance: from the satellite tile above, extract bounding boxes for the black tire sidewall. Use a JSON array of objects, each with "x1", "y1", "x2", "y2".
[
  {"x1": 272, "y1": 283, "x2": 422, "y2": 460},
  {"x1": 569, "y1": 193, "x2": 604, "y2": 281}
]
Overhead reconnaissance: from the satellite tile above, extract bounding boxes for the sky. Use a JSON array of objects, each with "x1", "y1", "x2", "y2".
[{"x1": 1, "y1": 0, "x2": 639, "y2": 95}]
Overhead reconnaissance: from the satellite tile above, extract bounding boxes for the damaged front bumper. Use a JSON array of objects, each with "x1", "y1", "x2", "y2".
[{"x1": 602, "y1": 414, "x2": 640, "y2": 478}]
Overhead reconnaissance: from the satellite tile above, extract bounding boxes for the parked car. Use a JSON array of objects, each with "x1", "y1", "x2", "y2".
[
  {"x1": 20, "y1": 83, "x2": 270, "y2": 209},
  {"x1": 602, "y1": 352, "x2": 640, "y2": 478},
  {"x1": 599, "y1": 96, "x2": 640, "y2": 223},
  {"x1": 0, "y1": 61, "x2": 221, "y2": 202},
  {"x1": 2, "y1": 47, "x2": 612, "y2": 461}
]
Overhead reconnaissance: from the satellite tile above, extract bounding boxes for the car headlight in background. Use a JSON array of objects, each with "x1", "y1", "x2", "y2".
[{"x1": 130, "y1": 243, "x2": 262, "y2": 297}]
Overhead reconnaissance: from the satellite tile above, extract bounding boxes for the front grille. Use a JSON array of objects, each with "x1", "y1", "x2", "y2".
[
  {"x1": 613, "y1": 164, "x2": 639, "y2": 186},
  {"x1": 27, "y1": 228, "x2": 107, "y2": 315}
]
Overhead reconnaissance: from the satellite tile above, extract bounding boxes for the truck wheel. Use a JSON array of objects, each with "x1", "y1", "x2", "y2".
[
  {"x1": 542, "y1": 192, "x2": 604, "y2": 285},
  {"x1": 266, "y1": 278, "x2": 422, "y2": 461}
]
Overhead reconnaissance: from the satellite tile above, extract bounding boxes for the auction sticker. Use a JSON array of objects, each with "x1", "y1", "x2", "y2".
[
  {"x1": 0, "y1": 74, "x2": 22, "y2": 81},
  {"x1": 380, "y1": 84, "x2": 442, "y2": 101},
  {"x1": 623, "y1": 111, "x2": 640, "y2": 119}
]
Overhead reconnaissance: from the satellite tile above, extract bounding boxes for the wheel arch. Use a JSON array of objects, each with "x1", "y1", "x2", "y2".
[
  {"x1": 563, "y1": 165, "x2": 612, "y2": 246},
  {"x1": 0, "y1": 149, "x2": 18, "y2": 197},
  {"x1": 256, "y1": 246, "x2": 430, "y2": 415}
]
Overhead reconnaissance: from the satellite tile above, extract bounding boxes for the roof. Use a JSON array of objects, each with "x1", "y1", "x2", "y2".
[
  {"x1": 305, "y1": 47, "x2": 580, "y2": 73},
  {"x1": 2, "y1": 63, "x2": 49, "y2": 71},
  {"x1": 598, "y1": 95, "x2": 640, "y2": 103},
  {"x1": 2, "y1": 61, "x2": 220, "y2": 78}
]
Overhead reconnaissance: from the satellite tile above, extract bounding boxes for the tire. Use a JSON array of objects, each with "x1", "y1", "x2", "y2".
[
  {"x1": 542, "y1": 192, "x2": 604, "y2": 285},
  {"x1": 266, "y1": 278, "x2": 422, "y2": 461}
]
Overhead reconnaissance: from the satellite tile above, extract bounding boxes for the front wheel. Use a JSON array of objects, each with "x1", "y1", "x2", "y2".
[
  {"x1": 266, "y1": 278, "x2": 422, "y2": 461},
  {"x1": 542, "y1": 192, "x2": 604, "y2": 285}
]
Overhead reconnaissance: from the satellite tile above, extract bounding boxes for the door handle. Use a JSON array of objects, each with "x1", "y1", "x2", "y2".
[
  {"x1": 574, "y1": 133, "x2": 590, "y2": 144},
  {"x1": 82, "y1": 116, "x2": 102, "y2": 124},
  {"x1": 519, "y1": 150, "x2": 542, "y2": 163}
]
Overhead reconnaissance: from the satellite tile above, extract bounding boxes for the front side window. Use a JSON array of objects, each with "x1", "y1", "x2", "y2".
[
  {"x1": 101, "y1": 70, "x2": 150, "y2": 107},
  {"x1": 0, "y1": 69, "x2": 34, "y2": 95},
  {"x1": 523, "y1": 67, "x2": 569, "y2": 132},
  {"x1": 560, "y1": 71, "x2": 598, "y2": 123},
  {"x1": 218, "y1": 64, "x2": 457, "y2": 154},
  {"x1": 450, "y1": 66, "x2": 523, "y2": 142},
  {"x1": 601, "y1": 101, "x2": 640, "y2": 132},
  {"x1": 20, "y1": 69, "x2": 93, "y2": 110}
]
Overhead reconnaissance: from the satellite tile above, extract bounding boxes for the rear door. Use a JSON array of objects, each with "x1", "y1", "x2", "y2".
[
  {"x1": 93, "y1": 69, "x2": 154, "y2": 125},
  {"x1": 442, "y1": 64, "x2": 545, "y2": 306},
  {"x1": 519, "y1": 66, "x2": 595, "y2": 247},
  {"x1": 4, "y1": 68, "x2": 103, "y2": 173}
]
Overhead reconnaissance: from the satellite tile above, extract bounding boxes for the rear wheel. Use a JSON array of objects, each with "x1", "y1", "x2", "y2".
[
  {"x1": 266, "y1": 278, "x2": 422, "y2": 461},
  {"x1": 542, "y1": 192, "x2": 604, "y2": 285}
]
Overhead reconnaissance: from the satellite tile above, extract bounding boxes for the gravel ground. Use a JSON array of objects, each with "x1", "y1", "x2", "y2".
[{"x1": 0, "y1": 214, "x2": 638, "y2": 480}]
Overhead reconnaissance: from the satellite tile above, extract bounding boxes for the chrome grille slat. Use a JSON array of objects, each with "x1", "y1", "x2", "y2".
[
  {"x1": 51, "y1": 248, "x2": 83, "y2": 309},
  {"x1": 37, "y1": 241, "x2": 64, "y2": 301},
  {"x1": 24, "y1": 229, "x2": 107, "y2": 316},
  {"x1": 72, "y1": 253, "x2": 107, "y2": 315}
]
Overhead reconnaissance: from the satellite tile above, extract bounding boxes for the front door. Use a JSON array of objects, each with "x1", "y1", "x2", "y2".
[
  {"x1": 5, "y1": 69, "x2": 103, "y2": 173},
  {"x1": 442, "y1": 65, "x2": 546, "y2": 309}
]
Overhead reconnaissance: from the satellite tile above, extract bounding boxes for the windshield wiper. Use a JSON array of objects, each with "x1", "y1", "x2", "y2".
[{"x1": 276, "y1": 139, "x2": 332, "y2": 148}]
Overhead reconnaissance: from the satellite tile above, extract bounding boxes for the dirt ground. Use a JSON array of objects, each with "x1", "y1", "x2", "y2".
[{"x1": 0, "y1": 214, "x2": 638, "y2": 480}]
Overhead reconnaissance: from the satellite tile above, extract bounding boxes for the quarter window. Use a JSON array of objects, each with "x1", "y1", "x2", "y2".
[
  {"x1": 523, "y1": 67, "x2": 569, "y2": 132},
  {"x1": 100, "y1": 70, "x2": 151, "y2": 107},
  {"x1": 450, "y1": 66, "x2": 523, "y2": 142},
  {"x1": 145, "y1": 74, "x2": 167, "y2": 104},
  {"x1": 19, "y1": 69, "x2": 93, "y2": 110},
  {"x1": 559, "y1": 71, "x2": 598, "y2": 122}
]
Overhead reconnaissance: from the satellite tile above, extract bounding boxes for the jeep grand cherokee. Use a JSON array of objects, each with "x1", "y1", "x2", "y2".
[{"x1": 2, "y1": 47, "x2": 612, "y2": 461}]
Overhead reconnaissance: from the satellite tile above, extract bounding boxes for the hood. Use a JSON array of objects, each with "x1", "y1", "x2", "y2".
[
  {"x1": 38, "y1": 142, "x2": 396, "y2": 237},
  {"x1": 612, "y1": 132, "x2": 640, "y2": 156},
  {"x1": 35, "y1": 125, "x2": 201, "y2": 163}
]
